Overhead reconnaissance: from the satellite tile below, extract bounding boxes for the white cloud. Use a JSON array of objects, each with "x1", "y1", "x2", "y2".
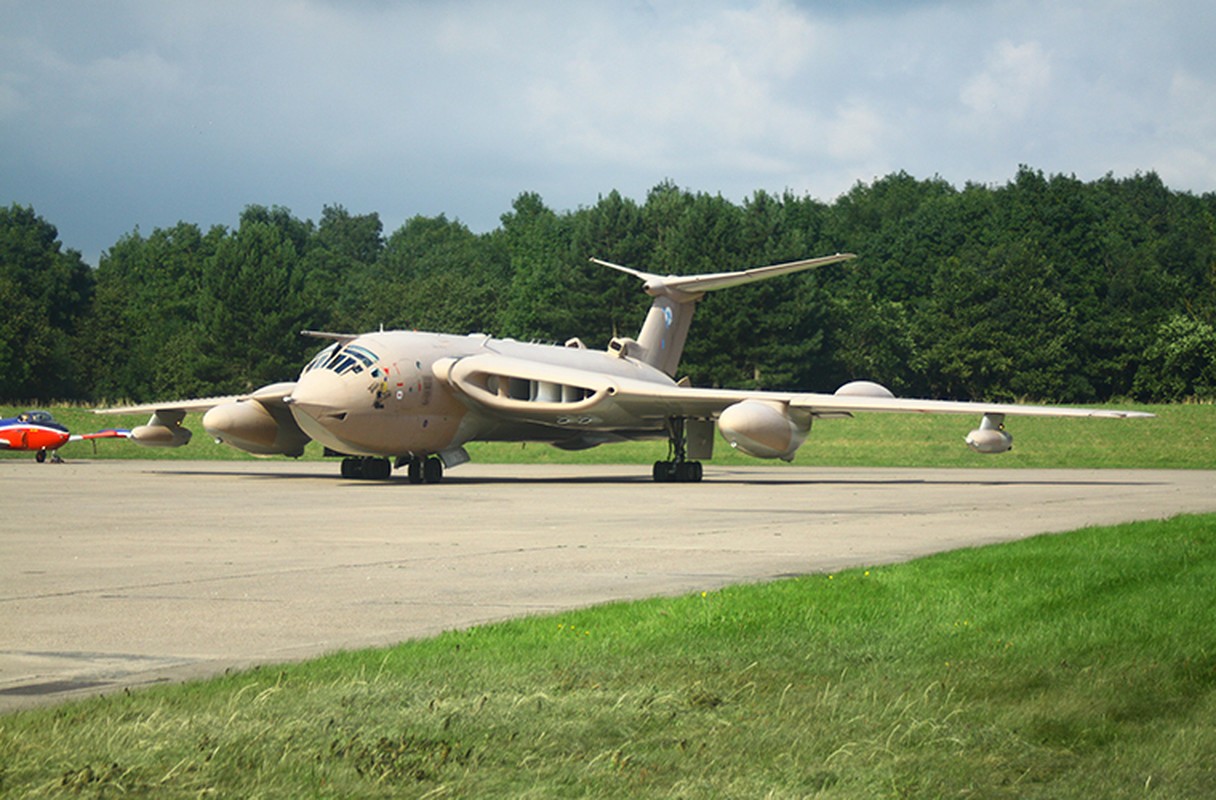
[
  {"x1": 1154, "y1": 68, "x2": 1216, "y2": 188},
  {"x1": 959, "y1": 40, "x2": 1052, "y2": 123},
  {"x1": 824, "y1": 99, "x2": 884, "y2": 161},
  {"x1": 507, "y1": 0, "x2": 827, "y2": 177}
]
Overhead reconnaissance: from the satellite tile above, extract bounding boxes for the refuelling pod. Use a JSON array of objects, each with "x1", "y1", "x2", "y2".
[
  {"x1": 203, "y1": 399, "x2": 309, "y2": 457},
  {"x1": 131, "y1": 410, "x2": 192, "y2": 448},
  {"x1": 717, "y1": 400, "x2": 811, "y2": 461},
  {"x1": 965, "y1": 413, "x2": 1013, "y2": 454}
]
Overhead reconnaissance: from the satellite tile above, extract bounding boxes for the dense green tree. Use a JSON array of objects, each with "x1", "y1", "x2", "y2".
[
  {"x1": 568, "y1": 190, "x2": 653, "y2": 347},
  {"x1": 193, "y1": 219, "x2": 307, "y2": 393},
  {"x1": 239, "y1": 204, "x2": 314, "y2": 256},
  {"x1": 78, "y1": 222, "x2": 222, "y2": 400},
  {"x1": 498, "y1": 193, "x2": 581, "y2": 342},
  {"x1": 5, "y1": 169, "x2": 1215, "y2": 404},
  {"x1": 1133, "y1": 314, "x2": 1216, "y2": 401},
  {"x1": 0, "y1": 204, "x2": 93, "y2": 399},
  {"x1": 358, "y1": 214, "x2": 507, "y2": 334},
  {"x1": 299, "y1": 204, "x2": 384, "y2": 333}
]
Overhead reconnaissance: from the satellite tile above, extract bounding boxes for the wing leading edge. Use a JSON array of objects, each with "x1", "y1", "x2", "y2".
[{"x1": 433, "y1": 354, "x2": 1152, "y2": 426}]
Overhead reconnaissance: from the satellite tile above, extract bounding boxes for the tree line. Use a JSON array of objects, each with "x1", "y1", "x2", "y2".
[{"x1": 3, "y1": 166, "x2": 1215, "y2": 404}]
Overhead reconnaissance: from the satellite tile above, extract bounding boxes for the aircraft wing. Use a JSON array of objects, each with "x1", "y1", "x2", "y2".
[
  {"x1": 94, "y1": 395, "x2": 250, "y2": 415},
  {"x1": 94, "y1": 382, "x2": 299, "y2": 416},
  {"x1": 435, "y1": 353, "x2": 1153, "y2": 428},
  {"x1": 94, "y1": 383, "x2": 305, "y2": 453},
  {"x1": 789, "y1": 393, "x2": 1152, "y2": 419},
  {"x1": 601, "y1": 382, "x2": 1154, "y2": 422}
]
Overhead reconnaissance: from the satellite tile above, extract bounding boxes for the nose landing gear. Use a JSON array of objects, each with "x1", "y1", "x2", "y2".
[{"x1": 338, "y1": 455, "x2": 445, "y2": 483}]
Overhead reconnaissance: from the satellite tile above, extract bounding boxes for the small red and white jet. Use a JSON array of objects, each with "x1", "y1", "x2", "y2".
[{"x1": 0, "y1": 410, "x2": 130, "y2": 462}]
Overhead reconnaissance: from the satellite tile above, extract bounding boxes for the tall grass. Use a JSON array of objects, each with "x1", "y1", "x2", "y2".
[{"x1": 3, "y1": 514, "x2": 1215, "y2": 797}]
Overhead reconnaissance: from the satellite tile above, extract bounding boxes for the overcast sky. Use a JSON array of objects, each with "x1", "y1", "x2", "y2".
[{"x1": 3, "y1": 0, "x2": 1214, "y2": 265}]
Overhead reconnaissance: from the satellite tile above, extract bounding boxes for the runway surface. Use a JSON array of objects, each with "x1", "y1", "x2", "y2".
[{"x1": 2, "y1": 459, "x2": 1214, "y2": 712}]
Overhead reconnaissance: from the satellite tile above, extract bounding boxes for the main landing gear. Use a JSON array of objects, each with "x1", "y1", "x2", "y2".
[
  {"x1": 653, "y1": 416, "x2": 703, "y2": 483},
  {"x1": 340, "y1": 456, "x2": 391, "y2": 480},
  {"x1": 339, "y1": 455, "x2": 445, "y2": 483},
  {"x1": 402, "y1": 455, "x2": 444, "y2": 484}
]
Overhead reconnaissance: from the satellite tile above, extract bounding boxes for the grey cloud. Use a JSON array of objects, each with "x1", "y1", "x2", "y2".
[{"x1": 1, "y1": 0, "x2": 1212, "y2": 265}]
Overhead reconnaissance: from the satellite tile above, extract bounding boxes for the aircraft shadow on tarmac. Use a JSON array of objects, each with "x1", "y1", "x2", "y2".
[{"x1": 148, "y1": 466, "x2": 1160, "y2": 489}]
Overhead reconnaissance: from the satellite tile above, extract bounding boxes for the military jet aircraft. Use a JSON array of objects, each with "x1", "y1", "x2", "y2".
[
  {"x1": 96, "y1": 254, "x2": 1151, "y2": 482},
  {"x1": 1, "y1": 410, "x2": 130, "y2": 462}
]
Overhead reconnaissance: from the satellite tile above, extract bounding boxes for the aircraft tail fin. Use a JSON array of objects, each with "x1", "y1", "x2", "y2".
[{"x1": 592, "y1": 253, "x2": 855, "y2": 377}]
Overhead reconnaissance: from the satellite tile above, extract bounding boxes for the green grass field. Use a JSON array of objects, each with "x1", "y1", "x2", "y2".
[
  {"x1": 2, "y1": 514, "x2": 1214, "y2": 797},
  {"x1": 3, "y1": 402, "x2": 1212, "y2": 469},
  {"x1": 2, "y1": 401, "x2": 1214, "y2": 797}
]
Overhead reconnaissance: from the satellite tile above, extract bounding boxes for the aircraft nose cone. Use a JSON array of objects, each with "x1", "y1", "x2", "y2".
[{"x1": 288, "y1": 369, "x2": 354, "y2": 421}]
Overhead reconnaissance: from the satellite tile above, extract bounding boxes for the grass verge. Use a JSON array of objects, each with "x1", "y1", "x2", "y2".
[
  {"x1": 3, "y1": 402, "x2": 1211, "y2": 469},
  {"x1": 3, "y1": 514, "x2": 1215, "y2": 798}
]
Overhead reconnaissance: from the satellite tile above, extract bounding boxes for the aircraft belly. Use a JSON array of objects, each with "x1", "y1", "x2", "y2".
[{"x1": 289, "y1": 404, "x2": 464, "y2": 458}]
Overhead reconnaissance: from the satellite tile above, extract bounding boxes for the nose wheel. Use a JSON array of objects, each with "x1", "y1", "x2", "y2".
[{"x1": 339, "y1": 455, "x2": 444, "y2": 483}]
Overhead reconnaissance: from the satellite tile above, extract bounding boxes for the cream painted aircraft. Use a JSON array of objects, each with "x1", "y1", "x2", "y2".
[{"x1": 96, "y1": 254, "x2": 1151, "y2": 482}]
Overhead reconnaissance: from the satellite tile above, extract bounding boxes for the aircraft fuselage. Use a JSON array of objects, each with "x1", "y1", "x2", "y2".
[
  {"x1": 99, "y1": 254, "x2": 1152, "y2": 484},
  {"x1": 286, "y1": 330, "x2": 679, "y2": 459}
]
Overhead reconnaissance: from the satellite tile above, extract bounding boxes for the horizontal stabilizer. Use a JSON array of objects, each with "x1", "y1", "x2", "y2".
[
  {"x1": 592, "y1": 253, "x2": 855, "y2": 299},
  {"x1": 590, "y1": 252, "x2": 855, "y2": 376}
]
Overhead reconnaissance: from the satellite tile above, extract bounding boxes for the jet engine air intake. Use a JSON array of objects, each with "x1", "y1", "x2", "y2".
[
  {"x1": 434, "y1": 355, "x2": 614, "y2": 416},
  {"x1": 965, "y1": 413, "x2": 1013, "y2": 454},
  {"x1": 717, "y1": 400, "x2": 811, "y2": 461}
]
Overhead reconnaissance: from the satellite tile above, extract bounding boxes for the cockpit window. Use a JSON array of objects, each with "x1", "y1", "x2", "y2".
[
  {"x1": 302, "y1": 342, "x2": 381, "y2": 376},
  {"x1": 344, "y1": 345, "x2": 378, "y2": 368},
  {"x1": 303, "y1": 343, "x2": 340, "y2": 374}
]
